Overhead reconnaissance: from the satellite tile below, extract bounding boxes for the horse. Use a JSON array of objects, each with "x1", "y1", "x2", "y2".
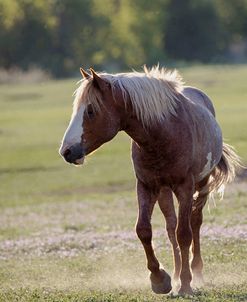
[{"x1": 59, "y1": 66, "x2": 240, "y2": 295}]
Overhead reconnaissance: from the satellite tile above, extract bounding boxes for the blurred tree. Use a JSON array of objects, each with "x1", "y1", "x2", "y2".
[
  {"x1": 0, "y1": 0, "x2": 55, "y2": 70},
  {"x1": 164, "y1": 0, "x2": 226, "y2": 62},
  {"x1": 50, "y1": 0, "x2": 96, "y2": 76},
  {"x1": 0, "y1": 0, "x2": 247, "y2": 76},
  {"x1": 91, "y1": 0, "x2": 168, "y2": 70},
  {"x1": 131, "y1": 0, "x2": 168, "y2": 67},
  {"x1": 91, "y1": 0, "x2": 146, "y2": 69},
  {"x1": 216, "y1": 0, "x2": 247, "y2": 40}
]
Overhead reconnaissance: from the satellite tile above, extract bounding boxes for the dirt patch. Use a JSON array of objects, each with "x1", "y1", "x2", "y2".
[
  {"x1": 0, "y1": 181, "x2": 246, "y2": 260},
  {"x1": 0, "y1": 224, "x2": 246, "y2": 260},
  {"x1": 0, "y1": 229, "x2": 139, "y2": 260}
]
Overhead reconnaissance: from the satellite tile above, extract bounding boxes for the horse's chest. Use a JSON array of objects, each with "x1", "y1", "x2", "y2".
[
  {"x1": 132, "y1": 152, "x2": 184, "y2": 189},
  {"x1": 131, "y1": 137, "x2": 191, "y2": 189}
]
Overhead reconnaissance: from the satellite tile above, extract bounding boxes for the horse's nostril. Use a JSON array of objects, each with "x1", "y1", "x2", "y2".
[
  {"x1": 63, "y1": 149, "x2": 71, "y2": 161},
  {"x1": 62, "y1": 144, "x2": 84, "y2": 164}
]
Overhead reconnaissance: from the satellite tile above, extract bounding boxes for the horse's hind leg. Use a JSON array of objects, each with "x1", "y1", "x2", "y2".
[
  {"x1": 174, "y1": 174, "x2": 194, "y2": 295},
  {"x1": 191, "y1": 189, "x2": 208, "y2": 286},
  {"x1": 158, "y1": 187, "x2": 181, "y2": 285},
  {"x1": 136, "y1": 180, "x2": 172, "y2": 294}
]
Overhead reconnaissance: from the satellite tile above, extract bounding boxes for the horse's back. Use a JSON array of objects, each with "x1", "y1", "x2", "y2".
[{"x1": 182, "y1": 86, "x2": 215, "y2": 117}]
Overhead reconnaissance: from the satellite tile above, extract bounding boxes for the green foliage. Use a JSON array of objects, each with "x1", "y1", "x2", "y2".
[
  {"x1": 216, "y1": 0, "x2": 247, "y2": 38},
  {"x1": 90, "y1": 0, "x2": 167, "y2": 69},
  {"x1": 0, "y1": 0, "x2": 247, "y2": 76},
  {"x1": 164, "y1": 0, "x2": 226, "y2": 62},
  {"x1": 0, "y1": 285, "x2": 247, "y2": 302}
]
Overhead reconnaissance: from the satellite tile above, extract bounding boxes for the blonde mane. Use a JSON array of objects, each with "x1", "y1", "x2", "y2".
[{"x1": 73, "y1": 65, "x2": 184, "y2": 126}]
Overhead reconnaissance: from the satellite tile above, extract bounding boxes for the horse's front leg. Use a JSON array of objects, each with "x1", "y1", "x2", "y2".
[
  {"x1": 174, "y1": 175, "x2": 194, "y2": 295},
  {"x1": 136, "y1": 179, "x2": 172, "y2": 294}
]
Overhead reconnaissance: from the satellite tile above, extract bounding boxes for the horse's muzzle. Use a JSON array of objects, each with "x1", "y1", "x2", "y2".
[{"x1": 61, "y1": 143, "x2": 85, "y2": 165}]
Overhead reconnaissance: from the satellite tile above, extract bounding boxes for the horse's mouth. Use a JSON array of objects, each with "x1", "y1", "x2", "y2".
[{"x1": 74, "y1": 157, "x2": 85, "y2": 165}]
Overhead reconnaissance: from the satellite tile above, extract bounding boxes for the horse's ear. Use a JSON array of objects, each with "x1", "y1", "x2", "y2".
[
  {"x1": 80, "y1": 67, "x2": 90, "y2": 79},
  {"x1": 90, "y1": 68, "x2": 110, "y2": 91}
]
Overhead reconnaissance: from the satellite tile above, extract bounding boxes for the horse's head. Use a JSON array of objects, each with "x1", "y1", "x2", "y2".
[{"x1": 59, "y1": 68, "x2": 122, "y2": 165}]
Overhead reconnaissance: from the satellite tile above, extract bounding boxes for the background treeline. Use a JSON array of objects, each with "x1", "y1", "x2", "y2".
[{"x1": 0, "y1": 0, "x2": 247, "y2": 77}]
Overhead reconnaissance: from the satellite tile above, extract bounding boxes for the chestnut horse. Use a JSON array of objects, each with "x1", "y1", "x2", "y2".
[{"x1": 59, "y1": 66, "x2": 240, "y2": 295}]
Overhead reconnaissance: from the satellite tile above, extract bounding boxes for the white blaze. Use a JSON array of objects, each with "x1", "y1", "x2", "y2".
[
  {"x1": 199, "y1": 152, "x2": 212, "y2": 180},
  {"x1": 59, "y1": 104, "x2": 85, "y2": 155}
]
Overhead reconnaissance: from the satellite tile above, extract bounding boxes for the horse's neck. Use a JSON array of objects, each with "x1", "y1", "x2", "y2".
[
  {"x1": 123, "y1": 114, "x2": 168, "y2": 151},
  {"x1": 124, "y1": 119, "x2": 149, "y2": 146},
  {"x1": 115, "y1": 86, "x2": 170, "y2": 151}
]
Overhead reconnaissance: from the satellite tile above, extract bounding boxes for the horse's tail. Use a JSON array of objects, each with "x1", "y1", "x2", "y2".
[{"x1": 208, "y1": 142, "x2": 242, "y2": 198}]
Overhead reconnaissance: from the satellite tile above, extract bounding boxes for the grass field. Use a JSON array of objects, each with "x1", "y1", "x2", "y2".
[{"x1": 0, "y1": 65, "x2": 247, "y2": 301}]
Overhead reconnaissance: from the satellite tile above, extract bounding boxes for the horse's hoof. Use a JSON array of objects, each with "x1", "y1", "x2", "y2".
[
  {"x1": 178, "y1": 285, "x2": 193, "y2": 296},
  {"x1": 150, "y1": 269, "x2": 172, "y2": 294}
]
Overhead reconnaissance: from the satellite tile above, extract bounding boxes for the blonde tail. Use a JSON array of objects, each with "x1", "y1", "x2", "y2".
[{"x1": 209, "y1": 143, "x2": 243, "y2": 198}]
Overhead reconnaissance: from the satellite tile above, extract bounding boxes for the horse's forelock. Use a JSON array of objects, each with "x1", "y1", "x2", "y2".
[{"x1": 73, "y1": 78, "x2": 104, "y2": 114}]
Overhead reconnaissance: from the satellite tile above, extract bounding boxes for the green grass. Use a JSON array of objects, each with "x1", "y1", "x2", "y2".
[
  {"x1": 0, "y1": 286, "x2": 247, "y2": 302},
  {"x1": 0, "y1": 65, "x2": 247, "y2": 301}
]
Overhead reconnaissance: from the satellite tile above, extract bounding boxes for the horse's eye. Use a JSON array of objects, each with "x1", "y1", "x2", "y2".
[{"x1": 87, "y1": 104, "x2": 94, "y2": 118}]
